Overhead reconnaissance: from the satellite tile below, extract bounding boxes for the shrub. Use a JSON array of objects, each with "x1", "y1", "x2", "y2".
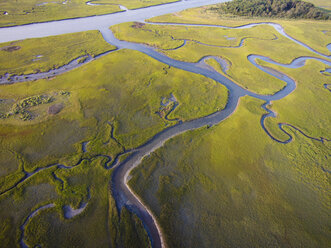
[{"x1": 215, "y1": 0, "x2": 330, "y2": 20}]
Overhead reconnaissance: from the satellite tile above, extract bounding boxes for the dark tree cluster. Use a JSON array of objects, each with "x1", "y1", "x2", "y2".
[{"x1": 215, "y1": 0, "x2": 330, "y2": 20}]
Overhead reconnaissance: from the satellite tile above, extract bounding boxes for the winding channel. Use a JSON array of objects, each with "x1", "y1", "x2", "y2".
[
  {"x1": 20, "y1": 203, "x2": 55, "y2": 248},
  {"x1": 100, "y1": 26, "x2": 331, "y2": 248},
  {"x1": 0, "y1": 1, "x2": 330, "y2": 248},
  {"x1": 146, "y1": 21, "x2": 331, "y2": 60}
]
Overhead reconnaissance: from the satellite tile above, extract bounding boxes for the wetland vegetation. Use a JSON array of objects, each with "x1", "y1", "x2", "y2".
[
  {"x1": 0, "y1": 23, "x2": 228, "y2": 246},
  {"x1": 0, "y1": 0, "x2": 330, "y2": 247},
  {"x1": 130, "y1": 96, "x2": 330, "y2": 248},
  {"x1": 0, "y1": 0, "x2": 179, "y2": 27},
  {"x1": 0, "y1": 30, "x2": 115, "y2": 77}
]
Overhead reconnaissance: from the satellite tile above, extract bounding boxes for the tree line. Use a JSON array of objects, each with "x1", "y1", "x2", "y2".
[{"x1": 214, "y1": 0, "x2": 330, "y2": 20}]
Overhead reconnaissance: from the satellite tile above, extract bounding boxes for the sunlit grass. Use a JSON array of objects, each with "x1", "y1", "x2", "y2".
[{"x1": 0, "y1": 0, "x2": 179, "y2": 27}]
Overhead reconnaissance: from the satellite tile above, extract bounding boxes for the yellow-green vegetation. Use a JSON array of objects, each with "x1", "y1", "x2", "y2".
[
  {"x1": 0, "y1": 153, "x2": 151, "y2": 247},
  {"x1": 129, "y1": 96, "x2": 330, "y2": 248},
  {"x1": 0, "y1": 30, "x2": 115, "y2": 76},
  {"x1": 278, "y1": 20, "x2": 331, "y2": 55},
  {"x1": 0, "y1": 44, "x2": 228, "y2": 246},
  {"x1": 111, "y1": 21, "x2": 327, "y2": 94},
  {"x1": 0, "y1": 0, "x2": 118, "y2": 27},
  {"x1": 0, "y1": 0, "x2": 179, "y2": 27},
  {"x1": 21, "y1": 159, "x2": 151, "y2": 248},
  {"x1": 113, "y1": 21, "x2": 266, "y2": 49},
  {"x1": 111, "y1": 9, "x2": 331, "y2": 247},
  {"x1": 0, "y1": 91, "x2": 70, "y2": 121},
  {"x1": 149, "y1": 5, "x2": 331, "y2": 55},
  {"x1": 1, "y1": 2, "x2": 330, "y2": 247},
  {"x1": 304, "y1": 0, "x2": 331, "y2": 10},
  {"x1": 0, "y1": 47, "x2": 227, "y2": 172},
  {"x1": 205, "y1": 57, "x2": 230, "y2": 75},
  {"x1": 259, "y1": 58, "x2": 331, "y2": 139},
  {"x1": 87, "y1": 0, "x2": 178, "y2": 9},
  {"x1": 0, "y1": 94, "x2": 53, "y2": 121}
]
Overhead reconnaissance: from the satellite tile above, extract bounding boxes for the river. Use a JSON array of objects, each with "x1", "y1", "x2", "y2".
[{"x1": 1, "y1": 1, "x2": 330, "y2": 248}]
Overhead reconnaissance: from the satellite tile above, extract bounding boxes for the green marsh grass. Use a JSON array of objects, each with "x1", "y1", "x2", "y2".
[
  {"x1": 0, "y1": 34, "x2": 227, "y2": 245},
  {"x1": 149, "y1": 5, "x2": 331, "y2": 55},
  {"x1": 258, "y1": 58, "x2": 331, "y2": 139},
  {"x1": 0, "y1": 30, "x2": 115, "y2": 76},
  {"x1": 111, "y1": 21, "x2": 327, "y2": 95},
  {"x1": 1, "y1": 5, "x2": 329, "y2": 247},
  {"x1": 129, "y1": 96, "x2": 330, "y2": 248},
  {"x1": 305, "y1": 0, "x2": 331, "y2": 10},
  {"x1": 0, "y1": 0, "x2": 179, "y2": 27}
]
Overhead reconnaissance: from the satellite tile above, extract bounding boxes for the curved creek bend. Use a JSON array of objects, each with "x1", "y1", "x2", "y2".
[
  {"x1": 100, "y1": 26, "x2": 331, "y2": 248},
  {"x1": 0, "y1": 1, "x2": 330, "y2": 248}
]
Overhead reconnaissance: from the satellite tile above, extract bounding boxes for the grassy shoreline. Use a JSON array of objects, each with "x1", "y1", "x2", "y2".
[
  {"x1": 148, "y1": 5, "x2": 331, "y2": 55},
  {"x1": 0, "y1": 0, "x2": 180, "y2": 28},
  {"x1": 0, "y1": 32, "x2": 228, "y2": 245}
]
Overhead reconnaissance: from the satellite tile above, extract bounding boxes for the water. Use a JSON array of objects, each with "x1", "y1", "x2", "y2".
[
  {"x1": 147, "y1": 22, "x2": 331, "y2": 60},
  {"x1": 20, "y1": 204, "x2": 55, "y2": 248},
  {"x1": 99, "y1": 23, "x2": 331, "y2": 247},
  {"x1": 3, "y1": 1, "x2": 330, "y2": 247},
  {"x1": 327, "y1": 43, "x2": 331, "y2": 52},
  {"x1": 0, "y1": 0, "x2": 228, "y2": 43}
]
